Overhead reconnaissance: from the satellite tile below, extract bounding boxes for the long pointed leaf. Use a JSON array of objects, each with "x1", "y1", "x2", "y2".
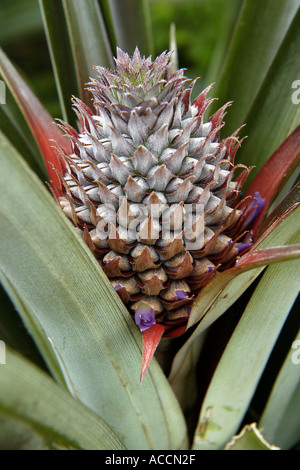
[
  {"x1": 267, "y1": 384, "x2": 300, "y2": 450},
  {"x1": 39, "y1": 0, "x2": 79, "y2": 125},
  {"x1": 0, "y1": 275, "x2": 46, "y2": 372},
  {"x1": 0, "y1": 131, "x2": 187, "y2": 450},
  {"x1": 0, "y1": 67, "x2": 46, "y2": 177},
  {"x1": 259, "y1": 329, "x2": 300, "y2": 449},
  {"x1": 256, "y1": 182, "x2": 300, "y2": 240},
  {"x1": 245, "y1": 125, "x2": 300, "y2": 233},
  {"x1": 108, "y1": 0, "x2": 154, "y2": 56},
  {"x1": 235, "y1": 7, "x2": 300, "y2": 186},
  {"x1": 192, "y1": 231, "x2": 300, "y2": 450},
  {"x1": 0, "y1": 48, "x2": 70, "y2": 196},
  {"x1": 0, "y1": 103, "x2": 44, "y2": 178},
  {"x1": 205, "y1": 0, "x2": 243, "y2": 86},
  {"x1": 0, "y1": 269, "x2": 67, "y2": 386},
  {"x1": 0, "y1": 0, "x2": 42, "y2": 45},
  {"x1": 169, "y1": 22, "x2": 178, "y2": 73},
  {"x1": 0, "y1": 348, "x2": 125, "y2": 450},
  {"x1": 224, "y1": 423, "x2": 279, "y2": 450},
  {"x1": 62, "y1": 0, "x2": 114, "y2": 104},
  {"x1": 212, "y1": 0, "x2": 299, "y2": 135}
]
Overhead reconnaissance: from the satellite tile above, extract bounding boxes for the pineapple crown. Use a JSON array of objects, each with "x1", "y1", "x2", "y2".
[
  {"x1": 57, "y1": 47, "x2": 264, "y2": 337},
  {"x1": 96, "y1": 47, "x2": 179, "y2": 103}
]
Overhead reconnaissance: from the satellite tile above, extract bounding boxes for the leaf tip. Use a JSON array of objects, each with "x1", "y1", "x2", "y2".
[{"x1": 140, "y1": 324, "x2": 166, "y2": 383}]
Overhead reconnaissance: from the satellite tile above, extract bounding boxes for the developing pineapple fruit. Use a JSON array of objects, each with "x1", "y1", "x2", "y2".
[{"x1": 56, "y1": 48, "x2": 261, "y2": 336}]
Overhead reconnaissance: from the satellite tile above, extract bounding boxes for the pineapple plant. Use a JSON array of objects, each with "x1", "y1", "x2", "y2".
[
  {"x1": 56, "y1": 47, "x2": 263, "y2": 339},
  {"x1": 0, "y1": 0, "x2": 299, "y2": 451}
]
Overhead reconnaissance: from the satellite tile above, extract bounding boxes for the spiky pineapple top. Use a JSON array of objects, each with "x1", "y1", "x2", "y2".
[{"x1": 57, "y1": 48, "x2": 255, "y2": 335}]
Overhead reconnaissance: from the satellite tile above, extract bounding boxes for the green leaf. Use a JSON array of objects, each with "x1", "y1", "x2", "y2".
[
  {"x1": 97, "y1": 0, "x2": 117, "y2": 52},
  {"x1": 205, "y1": 0, "x2": 243, "y2": 86},
  {"x1": 108, "y1": 0, "x2": 154, "y2": 56},
  {"x1": 192, "y1": 231, "x2": 300, "y2": 450},
  {"x1": 256, "y1": 182, "x2": 300, "y2": 241},
  {"x1": 245, "y1": 125, "x2": 300, "y2": 234},
  {"x1": 259, "y1": 329, "x2": 300, "y2": 449},
  {"x1": 0, "y1": 348, "x2": 125, "y2": 450},
  {"x1": 235, "y1": 6, "x2": 300, "y2": 187},
  {"x1": 62, "y1": 0, "x2": 114, "y2": 104},
  {"x1": 224, "y1": 423, "x2": 279, "y2": 450},
  {"x1": 212, "y1": 0, "x2": 299, "y2": 136},
  {"x1": 0, "y1": 131, "x2": 187, "y2": 450},
  {"x1": 169, "y1": 22, "x2": 178, "y2": 73},
  {"x1": 269, "y1": 384, "x2": 300, "y2": 450},
  {"x1": 0, "y1": 67, "x2": 46, "y2": 178},
  {"x1": 0, "y1": 276, "x2": 47, "y2": 371},
  {"x1": 0, "y1": 270, "x2": 67, "y2": 386},
  {"x1": 168, "y1": 330, "x2": 208, "y2": 413},
  {"x1": 0, "y1": 47, "x2": 70, "y2": 196},
  {"x1": 39, "y1": 0, "x2": 79, "y2": 125},
  {"x1": 0, "y1": 100, "x2": 44, "y2": 179},
  {"x1": 0, "y1": 0, "x2": 42, "y2": 45}
]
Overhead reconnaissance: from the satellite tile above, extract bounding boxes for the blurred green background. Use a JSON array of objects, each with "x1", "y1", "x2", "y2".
[{"x1": 0, "y1": 0, "x2": 242, "y2": 117}]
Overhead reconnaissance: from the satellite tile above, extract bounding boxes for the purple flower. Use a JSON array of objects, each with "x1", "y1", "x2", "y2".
[
  {"x1": 235, "y1": 242, "x2": 253, "y2": 255},
  {"x1": 175, "y1": 289, "x2": 188, "y2": 300},
  {"x1": 134, "y1": 305, "x2": 156, "y2": 332},
  {"x1": 243, "y1": 191, "x2": 265, "y2": 230}
]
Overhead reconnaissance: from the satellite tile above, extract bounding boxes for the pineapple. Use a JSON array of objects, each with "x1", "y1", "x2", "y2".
[
  {"x1": 0, "y1": 1, "x2": 299, "y2": 449},
  {"x1": 56, "y1": 48, "x2": 260, "y2": 335}
]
